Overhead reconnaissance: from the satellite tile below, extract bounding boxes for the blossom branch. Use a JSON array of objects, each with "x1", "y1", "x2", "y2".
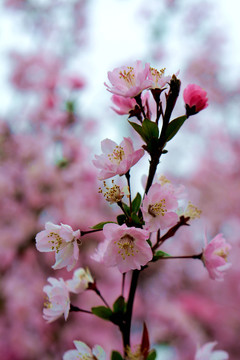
[
  {"x1": 123, "y1": 269, "x2": 140, "y2": 353},
  {"x1": 125, "y1": 170, "x2": 132, "y2": 214},
  {"x1": 152, "y1": 215, "x2": 190, "y2": 251},
  {"x1": 157, "y1": 253, "x2": 203, "y2": 260},
  {"x1": 70, "y1": 304, "x2": 92, "y2": 314}
]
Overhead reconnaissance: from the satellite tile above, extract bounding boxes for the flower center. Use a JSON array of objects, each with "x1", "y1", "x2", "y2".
[
  {"x1": 119, "y1": 67, "x2": 135, "y2": 88},
  {"x1": 214, "y1": 248, "x2": 229, "y2": 261},
  {"x1": 108, "y1": 145, "x2": 125, "y2": 165},
  {"x1": 76, "y1": 354, "x2": 94, "y2": 360},
  {"x1": 47, "y1": 232, "x2": 64, "y2": 253},
  {"x1": 148, "y1": 199, "x2": 167, "y2": 217},
  {"x1": 99, "y1": 180, "x2": 124, "y2": 204},
  {"x1": 115, "y1": 234, "x2": 137, "y2": 260},
  {"x1": 126, "y1": 345, "x2": 144, "y2": 360},
  {"x1": 44, "y1": 297, "x2": 52, "y2": 309},
  {"x1": 150, "y1": 67, "x2": 166, "y2": 85},
  {"x1": 184, "y1": 201, "x2": 202, "y2": 220}
]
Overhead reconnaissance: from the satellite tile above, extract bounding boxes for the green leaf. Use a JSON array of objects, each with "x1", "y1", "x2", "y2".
[
  {"x1": 165, "y1": 115, "x2": 187, "y2": 142},
  {"x1": 131, "y1": 213, "x2": 143, "y2": 227},
  {"x1": 113, "y1": 296, "x2": 126, "y2": 314},
  {"x1": 142, "y1": 118, "x2": 159, "y2": 141},
  {"x1": 146, "y1": 349, "x2": 157, "y2": 360},
  {"x1": 152, "y1": 250, "x2": 171, "y2": 262},
  {"x1": 111, "y1": 351, "x2": 123, "y2": 360},
  {"x1": 91, "y1": 221, "x2": 116, "y2": 230},
  {"x1": 122, "y1": 202, "x2": 130, "y2": 216},
  {"x1": 129, "y1": 121, "x2": 148, "y2": 142},
  {"x1": 66, "y1": 100, "x2": 75, "y2": 113},
  {"x1": 91, "y1": 306, "x2": 113, "y2": 320},
  {"x1": 117, "y1": 214, "x2": 126, "y2": 225},
  {"x1": 147, "y1": 239, "x2": 152, "y2": 247},
  {"x1": 131, "y1": 192, "x2": 142, "y2": 213}
]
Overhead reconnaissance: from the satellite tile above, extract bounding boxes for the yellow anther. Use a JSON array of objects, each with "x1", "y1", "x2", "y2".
[
  {"x1": 116, "y1": 234, "x2": 135, "y2": 260},
  {"x1": 185, "y1": 201, "x2": 202, "y2": 220},
  {"x1": 148, "y1": 199, "x2": 167, "y2": 217}
]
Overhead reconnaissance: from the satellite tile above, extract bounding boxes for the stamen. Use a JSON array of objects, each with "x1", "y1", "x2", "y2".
[
  {"x1": 119, "y1": 66, "x2": 135, "y2": 88},
  {"x1": 47, "y1": 232, "x2": 64, "y2": 253},
  {"x1": 148, "y1": 199, "x2": 167, "y2": 217},
  {"x1": 150, "y1": 67, "x2": 166, "y2": 82},
  {"x1": 214, "y1": 248, "x2": 229, "y2": 261},
  {"x1": 114, "y1": 234, "x2": 137, "y2": 260},
  {"x1": 108, "y1": 145, "x2": 125, "y2": 165},
  {"x1": 99, "y1": 180, "x2": 124, "y2": 204},
  {"x1": 184, "y1": 201, "x2": 202, "y2": 220}
]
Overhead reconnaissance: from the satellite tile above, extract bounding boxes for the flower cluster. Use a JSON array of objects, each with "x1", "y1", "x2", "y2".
[
  {"x1": 42, "y1": 267, "x2": 94, "y2": 323},
  {"x1": 34, "y1": 61, "x2": 231, "y2": 360}
]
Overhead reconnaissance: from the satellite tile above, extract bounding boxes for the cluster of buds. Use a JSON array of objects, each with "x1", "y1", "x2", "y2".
[{"x1": 35, "y1": 60, "x2": 230, "y2": 360}]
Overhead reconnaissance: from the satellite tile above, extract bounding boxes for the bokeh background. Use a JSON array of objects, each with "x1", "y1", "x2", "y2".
[{"x1": 0, "y1": 0, "x2": 240, "y2": 359}]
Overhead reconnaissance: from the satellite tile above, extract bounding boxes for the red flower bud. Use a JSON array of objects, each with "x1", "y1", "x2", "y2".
[{"x1": 183, "y1": 84, "x2": 208, "y2": 116}]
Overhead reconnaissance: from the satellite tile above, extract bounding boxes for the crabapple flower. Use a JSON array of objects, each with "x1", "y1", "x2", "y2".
[
  {"x1": 195, "y1": 341, "x2": 229, "y2": 360},
  {"x1": 99, "y1": 180, "x2": 129, "y2": 204},
  {"x1": 141, "y1": 183, "x2": 179, "y2": 232},
  {"x1": 93, "y1": 223, "x2": 152, "y2": 273},
  {"x1": 35, "y1": 222, "x2": 81, "y2": 271},
  {"x1": 149, "y1": 67, "x2": 171, "y2": 89},
  {"x1": 43, "y1": 277, "x2": 70, "y2": 323},
  {"x1": 111, "y1": 94, "x2": 137, "y2": 115},
  {"x1": 66, "y1": 267, "x2": 94, "y2": 294},
  {"x1": 202, "y1": 234, "x2": 231, "y2": 281},
  {"x1": 93, "y1": 137, "x2": 144, "y2": 180},
  {"x1": 183, "y1": 84, "x2": 208, "y2": 116},
  {"x1": 63, "y1": 341, "x2": 106, "y2": 360},
  {"x1": 105, "y1": 60, "x2": 152, "y2": 98}
]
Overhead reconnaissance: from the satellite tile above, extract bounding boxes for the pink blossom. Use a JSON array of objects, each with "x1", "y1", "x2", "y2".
[
  {"x1": 195, "y1": 341, "x2": 229, "y2": 360},
  {"x1": 94, "y1": 223, "x2": 152, "y2": 273},
  {"x1": 66, "y1": 267, "x2": 94, "y2": 294},
  {"x1": 141, "y1": 183, "x2": 179, "y2": 232},
  {"x1": 183, "y1": 84, "x2": 208, "y2": 115},
  {"x1": 63, "y1": 341, "x2": 106, "y2": 360},
  {"x1": 43, "y1": 277, "x2": 70, "y2": 323},
  {"x1": 202, "y1": 234, "x2": 231, "y2": 281},
  {"x1": 93, "y1": 137, "x2": 144, "y2": 180},
  {"x1": 148, "y1": 67, "x2": 171, "y2": 89},
  {"x1": 104, "y1": 60, "x2": 152, "y2": 98},
  {"x1": 111, "y1": 94, "x2": 137, "y2": 115},
  {"x1": 35, "y1": 222, "x2": 81, "y2": 271}
]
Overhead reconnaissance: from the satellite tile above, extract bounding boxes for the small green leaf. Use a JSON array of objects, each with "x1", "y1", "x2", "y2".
[
  {"x1": 165, "y1": 115, "x2": 187, "y2": 142},
  {"x1": 56, "y1": 157, "x2": 69, "y2": 168},
  {"x1": 146, "y1": 349, "x2": 157, "y2": 360},
  {"x1": 91, "y1": 306, "x2": 113, "y2": 320},
  {"x1": 66, "y1": 100, "x2": 75, "y2": 113},
  {"x1": 129, "y1": 121, "x2": 148, "y2": 143},
  {"x1": 142, "y1": 118, "x2": 159, "y2": 141},
  {"x1": 111, "y1": 351, "x2": 123, "y2": 360},
  {"x1": 131, "y1": 213, "x2": 143, "y2": 227},
  {"x1": 132, "y1": 192, "x2": 142, "y2": 213},
  {"x1": 152, "y1": 250, "x2": 171, "y2": 262},
  {"x1": 147, "y1": 239, "x2": 152, "y2": 247},
  {"x1": 117, "y1": 214, "x2": 126, "y2": 225},
  {"x1": 91, "y1": 221, "x2": 116, "y2": 230},
  {"x1": 122, "y1": 202, "x2": 130, "y2": 216},
  {"x1": 113, "y1": 296, "x2": 126, "y2": 314}
]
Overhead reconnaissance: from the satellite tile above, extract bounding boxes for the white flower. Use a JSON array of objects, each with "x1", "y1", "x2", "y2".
[
  {"x1": 195, "y1": 342, "x2": 229, "y2": 360},
  {"x1": 43, "y1": 277, "x2": 70, "y2": 323},
  {"x1": 66, "y1": 267, "x2": 94, "y2": 294},
  {"x1": 63, "y1": 341, "x2": 106, "y2": 360},
  {"x1": 36, "y1": 222, "x2": 81, "y2": 271}
]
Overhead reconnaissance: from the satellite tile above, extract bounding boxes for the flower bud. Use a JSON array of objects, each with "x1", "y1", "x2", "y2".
[{"x1": 183, "y1": 84, "x2": 208, "y2": 116}]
